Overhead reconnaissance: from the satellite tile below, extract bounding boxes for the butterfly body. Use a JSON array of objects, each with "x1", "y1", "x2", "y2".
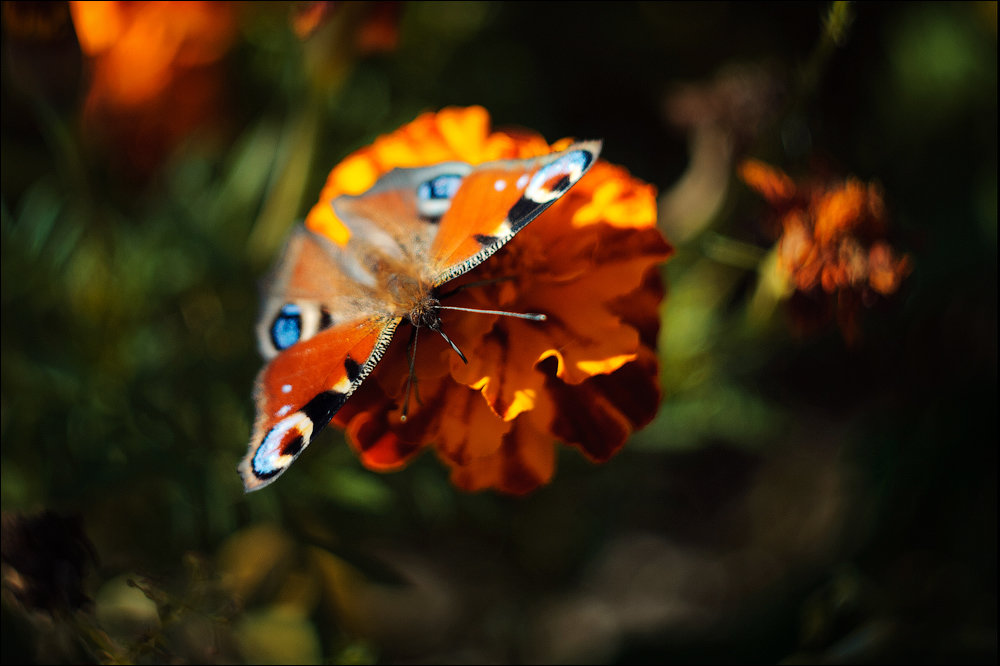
[{"x1": 240, "y1": 141, "x2": 602, "y2": 491}]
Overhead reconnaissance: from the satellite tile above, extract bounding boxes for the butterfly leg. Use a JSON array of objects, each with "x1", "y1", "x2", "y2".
[
  {"x1": 401, "y1": 325, "x2": 421, "y2": 422},
  {"x1": 432, "y1": 323, "x2": 468, "y2": 364}
]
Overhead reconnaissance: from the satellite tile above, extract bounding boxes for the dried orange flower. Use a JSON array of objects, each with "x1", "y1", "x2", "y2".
[
  {"x1": 293, "y1": 1, "x2": 401, "y2": 54},
  {"x1": 69, "y1": 0, "x2": 237, "y2": 174},
  {"x1": 739, "y1": 159, "x2": 911, "y2": 341},
  {"x1": 306, "y1": 106, "x2": 673, "y2": 493}
]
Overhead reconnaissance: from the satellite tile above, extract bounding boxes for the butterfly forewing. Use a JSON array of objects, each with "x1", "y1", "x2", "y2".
[
  {"x1": 429, "y1": 140, "x2": 601, "y2": 283},
  {"x1": 255, "y1": 226, "x2": 391, "y2": 360},
  {"x1": 330, "y1": 162, "x2": 472, "y2": 270}
]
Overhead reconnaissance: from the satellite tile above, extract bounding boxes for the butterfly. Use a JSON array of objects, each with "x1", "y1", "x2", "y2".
[{"x1": 238, "y1": 140, "x2": 602, "y2": 491}]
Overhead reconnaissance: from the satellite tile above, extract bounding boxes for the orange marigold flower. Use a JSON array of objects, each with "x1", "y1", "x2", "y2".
[
  {"x1": 309, "y1": 106, "x2": 673, "y2": 494},
  {"x1": 69, "y1": 0, "x2": 237, "y2": 174},
  {"x1": 740, "y1": 159, "x2": 911, "y2": 341}
]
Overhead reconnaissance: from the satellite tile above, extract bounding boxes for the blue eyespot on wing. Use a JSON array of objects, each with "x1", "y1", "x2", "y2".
[
  {"x1": 271, "y1": 304, "x2": 302, "y2": 350},
  {"x1": 417, "y1": 173, "x2": 465, "y2": 220}
]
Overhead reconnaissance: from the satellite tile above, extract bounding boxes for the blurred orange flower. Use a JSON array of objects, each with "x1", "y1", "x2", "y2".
[
  {"x1": 290, "y1": 1, "x2": 402, "y2": 94},
  {"x1": 740, "y1": 159, "x2": 911, "y2": 341},
  {"x1": 308, "y1": 106, "x2": 673, "y2": 493},
  {"x1": 292, "y1": 1, "x2": 401, "y2": 54},
  {"x1": 69, "y1": 0, "x2": 237, "y2": 174}
]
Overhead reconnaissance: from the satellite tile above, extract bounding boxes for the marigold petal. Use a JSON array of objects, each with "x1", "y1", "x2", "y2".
[
  {"x1": 334, "y1": 333, "x2": 452, "y2": 470},
  {"x1": 339, "y1": 380, "x2": 435, "y2": 471},
  {"x1": 607, "y1": 268, "x2": 666, "y2": 350},
  {"x1": 526, "y1": 257, "x2": 659, "y2": 384},
  {"x1": 448, "y1": 320, "x2": 550, "y2": 421},
  {"x1": 331, "y1": 152, "x2": 382, "y2": 195},
  {"x1": 371, "y1": 132, "x2": 426, "y2": 168},
  {"x1": 436, "y1": 106, "x2": 491, "y2": 163},
  {"x1": 346, "y1": 414, "x2": 420, "y2": 470},
  {"x1": 570, "y1": 166, "x2": 659, "y2": 229},
  {"x1": 99, "y1": 23, "x2": 176, "y2": 105},
  {"x1": 739, "y1": 159, "x2": 796, "y2": 203},
  {"x1": 820, "y1": 264, "x2": 840, "y2": 293},
  {"x1": 575, "y1": 353, "x2": 637, "y2": 376},
  {"x1": 481, "y1": 132, "x2": 519, "y2": 160},
  {"x1": 868, "y1": 242, "x2": 911, "y2": 295},
  {"x1": 535, "y1": 348, "x2": 661, "y2": 462},
  {"x1": 488, "y1": 130, "x2": 552, "y2": 160},
  {"x1": 306, "y1": 153, "x2": 384, "y2": 243},
  {"x1": 814, "y1": 180, "x2": 868, "y2": 244},
  {"x1": 468, "y1": 373, "x2": 538, "y2": 422},
  {"x1": 435, "y1": 384, "x2": 511, "y2": 464},
  {"x1": 778, "y1": 214, "x2": 812, "y2": 267},
  {"x1": 549, "y1": 137, "x2": 575, "y2": 152},
  {"x1": 73, "y1": 1, "x2": 235, "y2": 107},
  {"x1": 305, "y1": 201, "x2": 351, "y2": 246},
  {"x1": 865, "y1": 183, "x2": 888, "y2": 231},
  {"x1": 446, "y1": 417, "x2": 556, "y2": 495},
  {"x1": 70, "y1": 1, "x2": 124, "y2": 54}
]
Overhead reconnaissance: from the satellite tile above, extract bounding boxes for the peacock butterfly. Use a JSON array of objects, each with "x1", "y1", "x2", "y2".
[{"x1": 238, "y1": 140, "x2": 602, "y2": 491}]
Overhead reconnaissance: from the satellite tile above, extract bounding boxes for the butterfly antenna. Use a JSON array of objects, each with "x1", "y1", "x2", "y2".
[
  {"x1": 401, "y1": 326, "x2": 420, "y2": 423},
  {"x1": 439, "y1": 305, "x2": 547, "y2": 322}
]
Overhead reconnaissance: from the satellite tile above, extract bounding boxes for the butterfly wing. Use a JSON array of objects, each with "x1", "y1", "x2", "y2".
[
  {"x1": 428, "y1": 140, "x2": 602, "y2": 283},
  {"x1": 241, "y1": 160, "x2": 484, "y2": 491},
  {"x1": 240, "y1": 314, "x2": 398, "y2": 491},
  {"x1": 240, "y1": 226, "x2": 402, "y2": 491}
]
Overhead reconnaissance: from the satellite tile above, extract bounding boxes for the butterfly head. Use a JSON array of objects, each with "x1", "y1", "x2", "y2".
[{"x1": 406, "y1": 293, "x2": 442, "y2": 331}]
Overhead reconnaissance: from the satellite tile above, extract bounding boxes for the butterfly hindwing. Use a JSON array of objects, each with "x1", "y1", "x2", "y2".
[
  {"x1": 330, "y1": 161, "x2": 474, "y2": 270},
  {"x1": 255, "y1": 226, "x2": 392, "y2": 361}
]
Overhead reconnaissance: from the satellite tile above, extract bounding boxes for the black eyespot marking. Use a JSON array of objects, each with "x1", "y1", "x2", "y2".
[
  {"x1": 281, "y1": 434, "x2": 304, "y2": 457},
  {"x1": 302, "y1": 390, "x2": 348, "y2": 427},
  {"x1": 344, "y1": 356, "x2": 362, "y2": 383},
  {"x1": 507, "y1": 198, "x2": 537, "y2": 229},
  {"x1": 271, "y1": 304, "x2": 302, "y2": 350},
  {"x1": 320, "y1": 307, "x2": 334, "y2": 331},
  {"x1": 549, "y1": 175, "x2": 572, "y2": 194},
  {"x1": 474, "y1": 234, "x2": 499, "y2": 246}
]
